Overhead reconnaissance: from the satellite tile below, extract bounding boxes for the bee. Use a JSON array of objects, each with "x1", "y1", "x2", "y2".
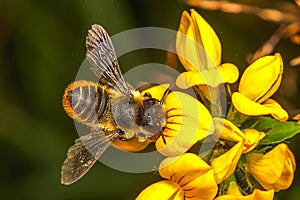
[{"x1": 61, "y1": 24, "x2": 168, "y2": 185}]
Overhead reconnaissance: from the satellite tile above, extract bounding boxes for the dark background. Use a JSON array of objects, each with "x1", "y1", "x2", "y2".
[{"x1": 0, "y1": 0, "x2": 299, "y2": 199}]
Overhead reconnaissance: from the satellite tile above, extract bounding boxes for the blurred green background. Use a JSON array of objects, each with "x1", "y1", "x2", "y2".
[{"x1": 0, "y1": 0, "x2": 299, "y2": 199}]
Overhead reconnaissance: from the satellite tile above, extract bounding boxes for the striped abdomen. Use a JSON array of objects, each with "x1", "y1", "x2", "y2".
[{"x1": 62, "y1": 80, "x2": 110, "y2": 126}]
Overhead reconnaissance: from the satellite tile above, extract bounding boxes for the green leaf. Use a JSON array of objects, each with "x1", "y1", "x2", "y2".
[{"x1": 241, "y1": 116, "x2": 300, "y2": 145}]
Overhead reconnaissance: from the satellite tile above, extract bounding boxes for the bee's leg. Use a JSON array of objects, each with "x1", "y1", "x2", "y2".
[
  {"x1": 161, "y1": 133, "x2": 167, "y2": 144},
  {"x1": 160, "y1": 128, "x2": 167, "y2": 144}
]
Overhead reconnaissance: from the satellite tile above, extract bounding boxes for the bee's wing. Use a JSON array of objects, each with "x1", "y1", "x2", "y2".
[
  {"x1": 86, "y1": 24, "x2": 132, "y2": 96},
  {"x1": 61, "y1": 131, "x2": 119, "y2": 185}
]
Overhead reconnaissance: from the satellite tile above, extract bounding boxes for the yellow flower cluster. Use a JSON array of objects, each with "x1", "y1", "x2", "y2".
[{"x1": 136, "y1": 9, "x2": 297, "y2": 200}]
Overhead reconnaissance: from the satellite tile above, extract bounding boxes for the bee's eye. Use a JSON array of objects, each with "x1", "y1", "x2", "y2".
[{"x1": 142, "y1": 104, "x2": 166, "y2": 136}]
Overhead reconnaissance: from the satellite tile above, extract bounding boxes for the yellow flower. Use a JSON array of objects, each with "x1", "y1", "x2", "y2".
[
  {"x1": 211, "y1": 141, "x2": 244, "y2": 184},
  {"x1": 175, "y1": 9, "x2": 239, "y2": 101},
  {"x1": 136, "y1": 180, "x2": 183, "y2": 200},
  {"x1": 156, "y1": 91, "x2": 214, "y2": 157},
  {"x1": 245, "y1": 143, "x2": 296, "y2": 192},
  {"x1": 232, "y1": 53, "x2": 288, "y2": 122},
  {"x1": 238, "y1": 54, "x2": 282, "y2": 103},
  {"x1": 214, "y1": 181, "x2": 274, "y2": 200},
  {"x1": 213, "y1": 118, "x2": 265, "y2": 153},
  {"x1": 211, "y1": 118, "x2": 265, "y2": 184},
  {"x1": 176, "y1": 9, "x2": 221, "y2": 70},
  {"x1": 176, "y1": 63, "x2": 239, "y2": 89},
  {"x1": 212, "y1": 117, "x2": 296, "y2": 193},
  {"x1": 136, "y1": 153, "x2": 218, "y2": 200}
]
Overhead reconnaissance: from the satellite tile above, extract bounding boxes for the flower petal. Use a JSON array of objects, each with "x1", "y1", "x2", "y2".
[
  {"x1": 293, "y1": 113, "x2": 300, "y2": 120},
  {"x1": 176, "y1": 9, "x2": 221, "y2": 71},
  {"x1": 213, "y1": 117, "x2": 246, "y2": 142},
  {"x1": 271, "y1": 147, "x2": 296, "y2": 191},
  {"x1": 159, "y1": 153, "x2": 217, "y2": 200},
  {"x1": 211, "y1": 141, "x2": 244, "y2": 184},
  {"x1": 238, "y1": 53, "x2": 283, "y2": 102},
  {"x1": 225, "y1": 182, "x2": 243, "y2": 196},
  {"x1": 262, "y1": 99, "x2": 289, "y2": 122},
  {"x1": 242, "y1": 129, "x2": 265, "y2": 153},
  {"x1": 218, "y1": 63, "x2": 239, "y2": 84},
  {"x1": 159, "y1": 153, "x2": 211, "y2": 184},
  {"x1": 246, "y1": 143, "x2": 296, "y2": 192},
  {"x1": 248, "y1": 189, "x2": 274, "y2": 200},
  {"x1": 293, "y1": 113, "x2": 300, "y2": 124},
  {"x1": 215, "y1": 181, "x2": 274, "y2": 199},
  {"x1": 190, "y1": 9, "x2": 222, "y2": 68},
  {"x1": 232, "y1": 92, "x2": 288, "y2": 121},
  {"x1": 112, "y1": 137, "x2": 153, "y2": 152},
  {"x1": 176, "y1": 63, "x2": 239, "y2": 89},
  {"x1": 136, "y1": 180, "x2": 184, "y2": 200},
  {"x1": 215, "y1": 187, "x2": 274, "y2": 200},
  {"x1": 156, "y1": 92, "x2": 214, "y2": 156},
  {"x1": 213, "y1": 118, "x2": 265, "y2": 153},
  {"x1": 176, "y1": 71, "x2": 208, "y2": 89}
]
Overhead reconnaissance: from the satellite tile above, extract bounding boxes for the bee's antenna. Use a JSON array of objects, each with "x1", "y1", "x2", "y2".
[
  {"x1": 160, "y1": 84, "x2": 174, "y2": 105},
  {"x1": 161, "y1": 131, "x2": 167, "y2": 145}
]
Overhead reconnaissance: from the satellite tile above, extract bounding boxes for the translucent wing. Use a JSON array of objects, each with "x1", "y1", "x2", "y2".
[
  {"x1": 61, "y1": 130, "x2": 119, "y2": 185},
  {"x1": 86, "y1": 24, "x2": 132, "y2": 96}
]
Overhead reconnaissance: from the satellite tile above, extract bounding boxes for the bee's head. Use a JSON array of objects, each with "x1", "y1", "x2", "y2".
[{"x1": 141, "y1": 92, "x2": 167, "y2": 138}]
